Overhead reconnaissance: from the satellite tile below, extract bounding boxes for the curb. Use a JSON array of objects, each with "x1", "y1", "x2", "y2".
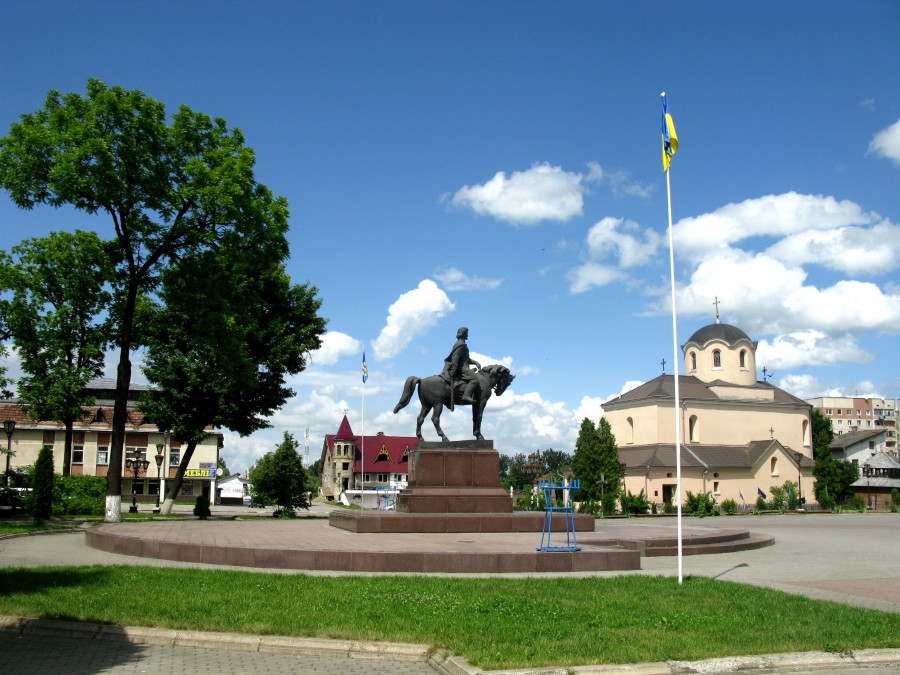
[
  {"x1": 0, "y1": 615, "x2": 431, "y2": 662},
  {"x1": 2, "y1": 615, "x2": 898, "y2": 674},
  {"x1": 432, "y1": 649, "x2": 900, "y2": 674}
]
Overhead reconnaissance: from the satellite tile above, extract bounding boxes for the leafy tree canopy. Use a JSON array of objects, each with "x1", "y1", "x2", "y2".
[
  {"x1": 2, "y1": 231, "x2": 114, "y2": 474},
  {"x1": 249, "y1": 432, "x2": 309, "y2": 515},
  {"x1": 0, "y1": 79, "x2": 301, "y2": 516}
]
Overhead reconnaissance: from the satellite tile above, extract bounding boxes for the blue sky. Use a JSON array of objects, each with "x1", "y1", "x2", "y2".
[{"x1": 2, "y1": 1, "x2": 899, "y2": 475}]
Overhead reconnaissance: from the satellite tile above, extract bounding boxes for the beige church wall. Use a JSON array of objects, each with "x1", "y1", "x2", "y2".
[
  {"x1": 626, "y1": 464, "x2": 812, "y2": 510},
  {"x1": 606, "y1": 402, "x2": 810, "y2": 451},
  {"x1": 682, "y1": 404, "x2": 810, "y2": 451}
]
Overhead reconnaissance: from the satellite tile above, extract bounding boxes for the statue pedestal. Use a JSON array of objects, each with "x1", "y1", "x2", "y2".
[
  {"x1": 328, "y1": 440, "x2": 595, "y2": 534},
  {"x1": 397, "y1": 441, "x2": 512, "y2": 513}
]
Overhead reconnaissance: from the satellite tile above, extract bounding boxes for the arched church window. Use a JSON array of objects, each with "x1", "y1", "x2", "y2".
[
  {"x1": 626, "y1": 417, "x2": 634, "y2": 444},
  {"x1": 740, "y1": 350, "x2": 746, "y2": 369},
  {"x1": 770, "y1": 457, "x2": 778, "y2": 476},
  {"x1": 689, "y1": 415, "x2": 699, "y2": 443},
  {"x1": 713, "y1": 350, "x2": 722, "y2": 369},
  {"x1": 802, "y1": 419, "x2": 810, "y2": 447},
  {"x1": 690, "y1": 352, "x2": 697, "y2": 371}
]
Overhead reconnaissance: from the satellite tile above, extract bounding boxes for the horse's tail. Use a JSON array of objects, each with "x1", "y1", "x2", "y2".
[{"x1": 392, "y1": 376, "x2": 421, "y2": 413}]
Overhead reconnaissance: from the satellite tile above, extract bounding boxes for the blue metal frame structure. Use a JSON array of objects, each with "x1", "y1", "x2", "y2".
[{"x1": 537, "y1": 479, "x2": 581, "y2": 552}]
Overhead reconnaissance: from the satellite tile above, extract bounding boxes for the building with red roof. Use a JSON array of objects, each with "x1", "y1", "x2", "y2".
[{"x1": 319, "y1": 415, "x2": 417, "y2": 501}]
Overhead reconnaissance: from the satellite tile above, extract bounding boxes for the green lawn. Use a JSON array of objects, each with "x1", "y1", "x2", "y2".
[{"x1": 0, "y1": 566, "x2": 897, "y2": 669}]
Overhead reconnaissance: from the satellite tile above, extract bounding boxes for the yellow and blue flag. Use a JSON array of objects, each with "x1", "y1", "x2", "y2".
[
  {"x1": 362, "y1": 352, "x2": 368, "y2": 383},
  {"x1": 661, "y1": 92, "x2": 679, "y2": 171}
]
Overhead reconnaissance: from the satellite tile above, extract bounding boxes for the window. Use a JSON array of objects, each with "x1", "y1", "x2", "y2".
[
  {"x1": 739, "y1": 350, "x2": 746, "y2": 369},
  {"x1": 132, "y1": 480, "x2": 145, "y2": 495},
  {"x1": 689, "y1": 415, "x2": 699, "y2": 443},
  {"x1": 770, "y1": 457, "x2": 778, "y2": 476},
  {"x1": 377, "y1": 473, "x2": 388, "y2": 482},
  {"x1": 837, "y1": 420, "x2": 843, "y2": 426},
  {"x1": 364, "y1": 473, "x2": 371, "y2": 482},
  {"x1": 180, "y1": 483, "x2": 194, "y2": 497},
  {"x1": 690, "y1": 352, "x2": 697, "y2": 371},
  {"x1": 126, "y1": 446, "x2": 147, "y2": 461},
  {"x1": 169, "y1": 449, "x2": 180, "y2": 466},
  {"x1": 713, "y1": 481, "x2": 720, "y2": 494},
  {"x1": 43, "y1": 430, "x2": 56, "y2": 445},
  {"x1": 97, "y1": 448, "x2": 109, "y2": 465},
  {"x1": 626, "y1": 417, "x2": 634, "y2": 444},
  {"x1": 825, "y1": 409, "x2": 832, "y2": 415},
  {"x1": 342, "y1": 462, "x2": 349, "y2": 471},
  {"x1": 72, "y1": 446, "x2": 84, "y2": 465},
  {"x1": 149, "y1": 480, "x2": 160, "y2": 496},
  {"x1": 712, "y1": 350, "x2": 722, "y2": 369}
]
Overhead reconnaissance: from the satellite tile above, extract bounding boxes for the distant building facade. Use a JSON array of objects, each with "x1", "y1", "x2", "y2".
[
  {"x1": 0, "y1": 379, "x2": 223, "y2": 503},
  {"x1": 806, "y1": 396, "x2": 897, "y2": 451},
  {"x1": 602, "y1": 321, "x2": 813, "y2": 507},
  {"x1": 318, "y1": 415, "x2": 417, "y2": 500}
]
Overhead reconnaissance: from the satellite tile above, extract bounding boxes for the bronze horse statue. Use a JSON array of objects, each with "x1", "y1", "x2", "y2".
[{"x1": 392, "y1": 364, "x2": 515, "y2": 442}]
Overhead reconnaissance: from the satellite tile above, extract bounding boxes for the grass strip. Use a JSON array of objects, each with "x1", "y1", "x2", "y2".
[{"x1": 0, "y1": 566, "x2": 898, "y2": 669}]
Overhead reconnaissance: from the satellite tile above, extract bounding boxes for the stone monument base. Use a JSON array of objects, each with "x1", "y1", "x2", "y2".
[{"x1": 329, "y1": 440, "x2": 595, "y2": 534}]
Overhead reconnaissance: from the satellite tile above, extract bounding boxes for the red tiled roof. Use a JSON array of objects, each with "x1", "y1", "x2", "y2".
[{"x1": 324, "y1": 415, "x2": 418, "y2": 474}]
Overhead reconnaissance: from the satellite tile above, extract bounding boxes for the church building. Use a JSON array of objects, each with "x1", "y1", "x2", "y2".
[{"x1": 602, "y1": 320, "x2": 814, "y2": 508}]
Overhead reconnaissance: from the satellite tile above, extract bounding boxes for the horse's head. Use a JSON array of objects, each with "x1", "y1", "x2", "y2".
[{"x1": 484, "y1": 364, "x2": 515, "y2": 396}]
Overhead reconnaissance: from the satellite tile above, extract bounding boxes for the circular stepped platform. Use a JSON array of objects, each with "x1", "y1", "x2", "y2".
[{"x1": 85, "y1": 519, "x2": 772, "y2": 575}]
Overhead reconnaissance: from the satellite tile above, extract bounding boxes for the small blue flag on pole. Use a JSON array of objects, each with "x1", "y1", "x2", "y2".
[
  {"x1": 362, "y1": 352, "x2": 368, "y2": 383},
  {"x1": 739, "y1": 491, "x2": 744, "y2": 502},
  {"x1": 757, "y1": 487, "x2": 767, "y2": 499}
]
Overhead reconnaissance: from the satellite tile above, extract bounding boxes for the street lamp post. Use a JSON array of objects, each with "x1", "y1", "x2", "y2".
[
  {"x1": 125, "y1": 447, "x2": 150, "y2": 514},
  {"x1": 154, "y1": 443, "x2": 165, "y2": 511},
  {"x1": 793, "y1": 451, "x2": 804, "y2": 510},
  {"x1": 3, "y1": 420, "x2": 15, "y2": 487},
  {"x1": 599, "y1": 472, "x2": 606, "y2": 518}
]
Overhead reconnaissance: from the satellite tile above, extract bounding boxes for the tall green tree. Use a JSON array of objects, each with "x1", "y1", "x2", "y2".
[
  {"x1": 3, "y1": 231, "x2": 114, "y2": 475},
  {"x1": 572, "y1": 417, "x2": 622, "y2": 509},
  {"x1": 138, "y1": 221, "x2": 325, "y2": 515},
  {"x1": 0, "y1": 251, "x2": 16, "y2": 399},
  {"x1": 31, "y1": 445, "x2": 55, "y2": 524},
  {"x1": 0, "y1": 79, "x2": 298, "y2": 521},
  {"x1": 811, "y1": 407, "x2": 859, "y2": 504},
  {"x1": 249, "y1": 432, "x2": 309, "y2": 515}
]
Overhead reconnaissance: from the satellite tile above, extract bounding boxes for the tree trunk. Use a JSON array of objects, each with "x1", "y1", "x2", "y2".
[
  {"x1": 62, "y1": 419, "x2": 73, "y2": 477},
  {"x1": 104, "y1": 280, "x2": 138, "y2": 523},
  {"x1": 158, "y1": 439, "x2": 199, "y2": 515}
]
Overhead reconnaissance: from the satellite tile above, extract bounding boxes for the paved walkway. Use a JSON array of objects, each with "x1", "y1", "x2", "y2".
[{"x1": 1, "y1": 511, "x2": 899, "y2": 673}]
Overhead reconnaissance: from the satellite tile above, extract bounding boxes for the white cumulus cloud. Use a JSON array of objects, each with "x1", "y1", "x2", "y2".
[
  {"x1": 868, "y1": 118, "x2": 900, "y2": 166},
  {"x1": 755, "y1": 330, "x2": 872, "y2": 370},
  {"x1": 309, "y1": 331, "x2": 363, "y2": 367},
  {"x1": 433, "y1": 267, "x2": 503, "y2": 291},
  {"x1": 372, "y1": 280, "x2": 455, "y2": 360},
  {"x1": 450, "y1": 162, "x2": 594, "y2": 225}
]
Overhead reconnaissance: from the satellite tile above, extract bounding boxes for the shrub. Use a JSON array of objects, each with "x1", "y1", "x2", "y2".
[
  {"x1": 685, "y1": 490, "x2": 719, "y2": 517},
  {"x1": 54, "y1": 475, "x2": 106, "y2": 516},
  {"x1": 620, "y1": 489, "x2": 650, "y2": 515},
  {"x1": 721, "y1": 498, "x2": 738, "y2": 515},
  {"x1": 756, "y1": 496, "x2": 767, "y2": 511},
  {"x1": 193, "y1": 495, "x2": 211, "y2": 520},
  {"x1": 851, "y1": 495, "x2": 866, "y2": 513},
  {"x1": 577, "y1": 499, "x2": 601, "y2": 516}
]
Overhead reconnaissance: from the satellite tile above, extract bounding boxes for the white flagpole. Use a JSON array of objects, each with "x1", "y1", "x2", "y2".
[
  {"x1": 667, "y1": 166, "x2": 684, "y2": 585},
  {"x1": 361, "y1": 353, "x2": 366, "y2": 508}
]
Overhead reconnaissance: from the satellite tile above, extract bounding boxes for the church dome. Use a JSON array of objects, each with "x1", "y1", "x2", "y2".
[{"x1": 685, "y1": 322, "x2": 753, "y2": 348}]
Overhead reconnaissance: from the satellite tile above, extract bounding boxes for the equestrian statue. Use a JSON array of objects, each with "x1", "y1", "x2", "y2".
[{"x1": 392, "y1": 327, "x2": 515, "y2": 442}]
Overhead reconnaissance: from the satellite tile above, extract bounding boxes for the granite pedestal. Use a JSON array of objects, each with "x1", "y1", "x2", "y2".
[{"x1": 329, "y1": 441, "x2": 594, "y2": 534}]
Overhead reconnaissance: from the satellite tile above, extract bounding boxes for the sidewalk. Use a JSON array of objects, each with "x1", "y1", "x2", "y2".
[{"x1": 1, "y1": 512, "x2": 899, "y2": 673}]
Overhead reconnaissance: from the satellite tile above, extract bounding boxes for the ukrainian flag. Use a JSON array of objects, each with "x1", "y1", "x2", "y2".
[{"x1": 661, "y1": 92, "x2": 679, "y2": 171}]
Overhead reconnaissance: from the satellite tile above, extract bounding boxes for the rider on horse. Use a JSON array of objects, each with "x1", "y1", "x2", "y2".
[{"x1": 441, "y1": 326, "x2": 481, "y2": 411}]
